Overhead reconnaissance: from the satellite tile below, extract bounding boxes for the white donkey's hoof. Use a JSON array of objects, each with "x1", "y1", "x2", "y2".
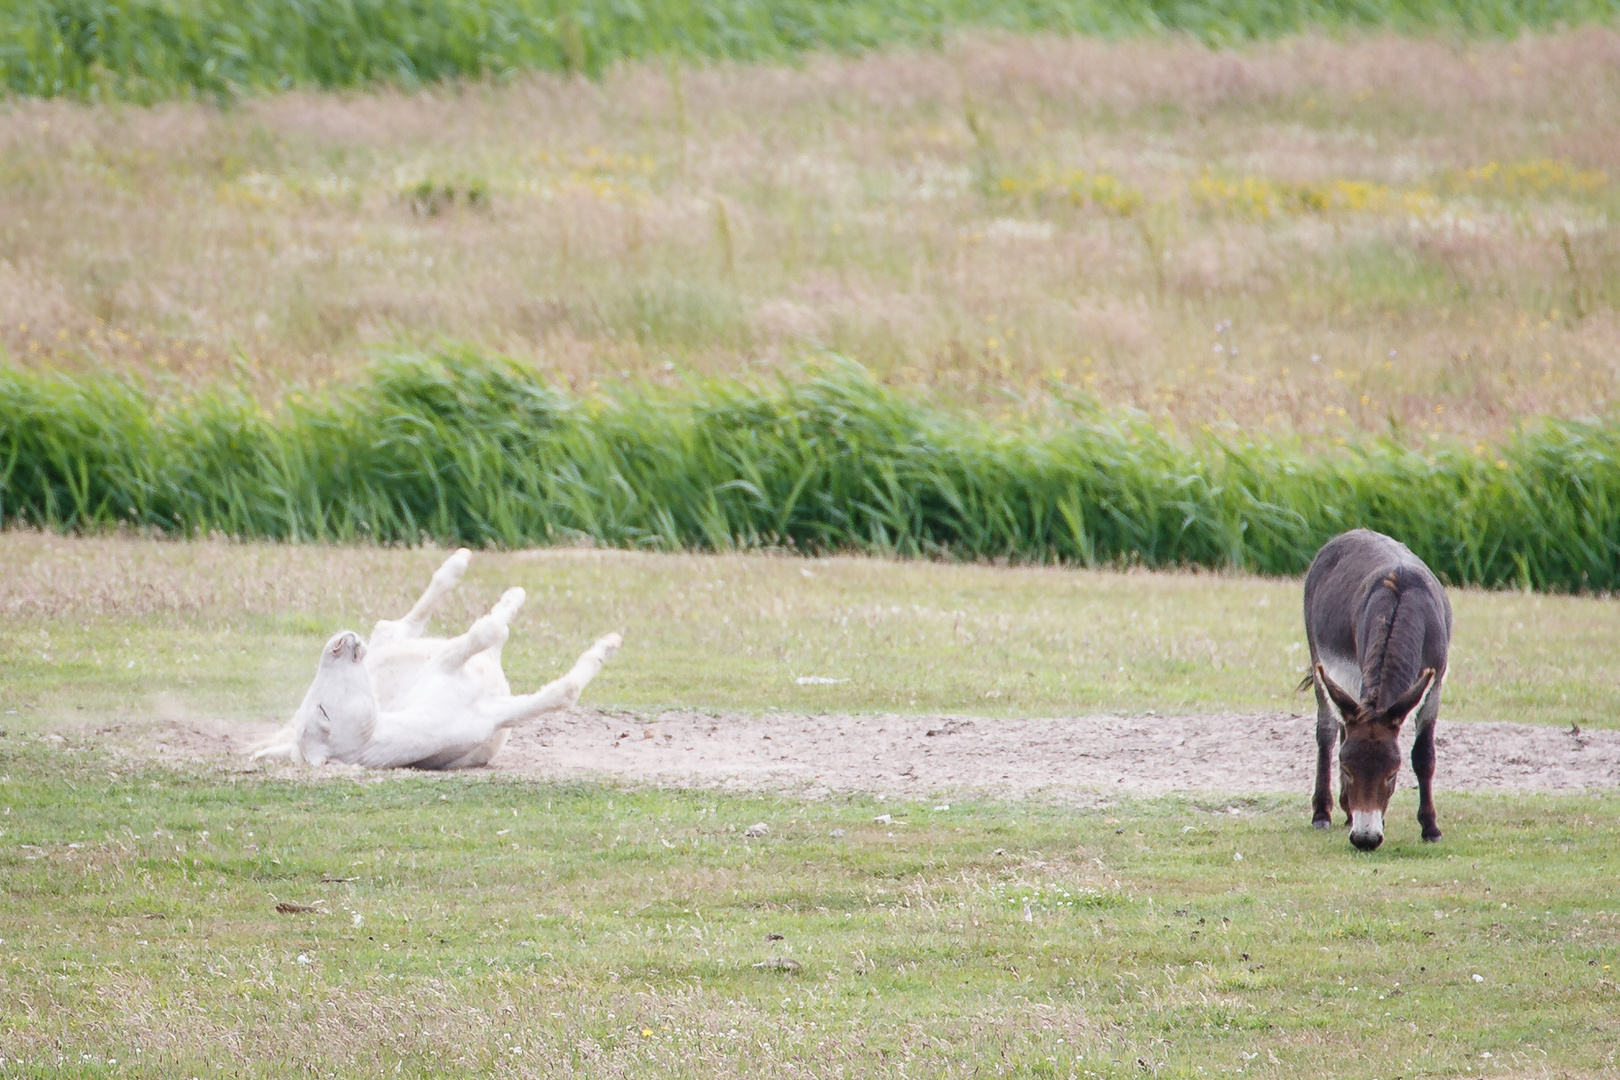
[
  {"x1": 490, "y1": 587, "x2": 527, "y2": 623},
  {"x1": 434, "y1": 548, "x2": 472, "y2": 586},
  {"x1": 595, "y1": 632, "x2": 623, "y2": 658}
]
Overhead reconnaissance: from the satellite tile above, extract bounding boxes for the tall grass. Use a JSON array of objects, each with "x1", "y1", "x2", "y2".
[
  {"x1": 4, "y1": 350, "x2": 1619, "y2": 590},
  {"x1": 5, "y1": 0, "x2": 1618, "y2": 101}
]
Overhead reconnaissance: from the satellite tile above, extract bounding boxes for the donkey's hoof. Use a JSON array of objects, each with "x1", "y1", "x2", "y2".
[
  {"x1": 1311, "y1": 818, "x2": 1331, "y2": 830},
  {"x1": 1422, "y1": 831, "x2": 1442, "y2": 843}
]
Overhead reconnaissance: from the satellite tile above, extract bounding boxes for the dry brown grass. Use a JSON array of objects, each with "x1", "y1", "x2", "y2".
[{"x1": 2, "y1": 30, "x2": 1619, "y2": 437}]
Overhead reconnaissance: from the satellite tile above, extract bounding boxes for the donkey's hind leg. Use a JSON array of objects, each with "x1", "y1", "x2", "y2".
[
  {"x1": 1311, "y1": 684, "x2": 1337, "y2": 829},
  {"x1": 487, "y1": 633, "x2": 622, "y2": 728},
  {"x1": 370, "y1": 548, "x2": 473, "y2": 648}
]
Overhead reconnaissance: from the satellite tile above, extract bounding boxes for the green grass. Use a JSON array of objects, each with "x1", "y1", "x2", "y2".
[
  {"x1": 5, "y1": 537, "x2": 1618, "y2": 1074},
  {"x1": 1, "y1": 735, "x2": 1617, "y2": 1077},
  {"x1": 7, "y1": 535, "x2": 1620, "y2": 728},
  {"x1": 7, "y1": 351, "x2": 1620, "y2": 592},
  {"x1": 6, "y1": 0, "x2": 1618, "y2": 102}
]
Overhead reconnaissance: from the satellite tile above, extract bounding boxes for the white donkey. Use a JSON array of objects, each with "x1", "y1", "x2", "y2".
[{"x1": 253, "y1": 550, "x2": 620, "y2": 769}]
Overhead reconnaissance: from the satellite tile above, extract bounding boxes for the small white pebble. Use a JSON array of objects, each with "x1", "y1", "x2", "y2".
[{"x1": 1472, "y1": 973, "x2": 1485, "y2": 983}]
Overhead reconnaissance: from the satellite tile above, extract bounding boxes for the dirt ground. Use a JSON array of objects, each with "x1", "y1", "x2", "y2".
[{"x1": 136, "y1": 708, "x2": 1620, "y2": 800}]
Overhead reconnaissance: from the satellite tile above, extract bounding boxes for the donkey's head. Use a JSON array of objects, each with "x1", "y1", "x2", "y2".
[
  {"x1": 291, "y1": 630, "x2": 376, "y2": 765},
  {"x1": 1316, "y1": 664, "x2": 1437, "y2": 851}
]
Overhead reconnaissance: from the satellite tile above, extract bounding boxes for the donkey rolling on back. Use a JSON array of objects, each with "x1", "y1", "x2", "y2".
[{"x1": 1303, "y1": 529, "x2": 1452, "y2": 851}]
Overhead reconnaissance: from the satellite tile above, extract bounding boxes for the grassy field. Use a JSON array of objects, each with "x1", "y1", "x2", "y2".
[
  {"x1": 2, "y1": 690, "x2": 1619, "y2": 1075},
  {"x1": 5, "y1": 542, "x2": 1620, "y2": 1076},
  {"x1": 3, "y1": 31, "x2": 1619, "y2": 440},
  {"x1": 6, "y1": 22, "x2": 1620, "y2": 1072},
  {"x1": 5, "y1": 533, "x2": 1620, "y2": 728}
]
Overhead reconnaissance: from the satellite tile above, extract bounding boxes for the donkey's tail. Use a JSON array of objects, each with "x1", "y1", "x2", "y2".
[{"x1": 1295, "y1": 670, "x2": 1315, "y2": 694}]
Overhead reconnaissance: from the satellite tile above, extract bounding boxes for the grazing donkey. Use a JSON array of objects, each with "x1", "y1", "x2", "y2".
[{"x1": 1302, "y1": 529, "x2": 1452, "y2": 850}]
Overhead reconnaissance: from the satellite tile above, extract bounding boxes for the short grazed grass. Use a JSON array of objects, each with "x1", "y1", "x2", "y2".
[
  {"x1": 4, "y1": 31, "x2": 1619, "y2": 439},
  {"x1": 0, "y1": 737, "x2": 1617, "y2": 1077},
  {"x1": 5, "y1": 533, "x2": 1620, "y2": 728},
  {"x1": 4, "y1": 537, "x2": 1618, "y2": 1076}
]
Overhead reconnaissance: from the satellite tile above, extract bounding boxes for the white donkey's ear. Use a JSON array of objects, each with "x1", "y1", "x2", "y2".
[{"x1": 1315, "y1": 663, "x2": 1361, "y2": 722}]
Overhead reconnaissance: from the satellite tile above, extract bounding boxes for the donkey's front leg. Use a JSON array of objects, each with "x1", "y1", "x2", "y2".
[
  {"x1": 370, "y1": 548, "x2": 472, "y2": 647},
  {"x1": 1312, "y1": 696, "x2": 1336, "y2": 829},
  {"x1": 1412, "y1": 719, "x2": 1442, "y2": 842}
]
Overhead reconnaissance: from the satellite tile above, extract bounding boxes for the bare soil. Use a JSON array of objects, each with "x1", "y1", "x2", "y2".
[{"x1": 136, "y1": 709, "x2": 1620, "y2": 800}]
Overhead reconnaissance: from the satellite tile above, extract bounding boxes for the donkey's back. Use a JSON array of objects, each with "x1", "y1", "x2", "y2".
[{"x1": 1304, "y1": 530, "x2": 1450, "y2": 708}]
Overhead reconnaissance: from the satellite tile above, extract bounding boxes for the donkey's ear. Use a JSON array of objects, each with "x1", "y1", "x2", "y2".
[
  {"x1": 1378, "y1": 668, "x2": 1437, "y2": 728},
  {"x1": 1315, "y1": 663, "x2": 1362, "y2": 721}
]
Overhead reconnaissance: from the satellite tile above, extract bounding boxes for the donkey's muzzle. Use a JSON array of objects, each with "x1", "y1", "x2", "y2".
[{"x1": 1348, "y1": 810, "x2": 1385, "y2": 851}]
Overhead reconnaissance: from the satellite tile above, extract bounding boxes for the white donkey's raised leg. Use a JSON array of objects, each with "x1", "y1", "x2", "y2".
[
  {"x1": 485, "y1": 633, "x2": 623, "y2": 729},
  {"x1": 369, "y1": 548, "x2": 472, "y2": 649},
  {"x1": 478, "y1": 587, "x2": 526, "y2": 664},
  {"x1": 432, "y1": 587, "x2": 529, "y2": 768},
  {"x1": 432, "y1": 587, "x2": 527, "y2": 673}
]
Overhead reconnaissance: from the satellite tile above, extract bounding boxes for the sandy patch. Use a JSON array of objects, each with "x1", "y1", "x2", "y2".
[{"x1": 133, "y1": 709, "x2": 1620, "y2": 799}]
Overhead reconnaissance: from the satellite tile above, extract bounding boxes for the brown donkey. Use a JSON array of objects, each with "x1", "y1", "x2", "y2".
[{"x1": 1302, "y1": 529, "x2": 1452, "y2": 850}]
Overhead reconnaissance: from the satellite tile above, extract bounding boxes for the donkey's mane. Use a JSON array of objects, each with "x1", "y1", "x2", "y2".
[{"x1": 1361, "y1": 565, "x2": 1427, "y2": 711}]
